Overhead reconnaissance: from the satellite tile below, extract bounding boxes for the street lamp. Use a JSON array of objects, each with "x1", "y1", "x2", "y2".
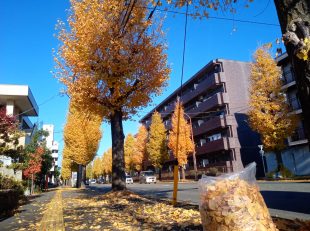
[
  {"x1": 183, "y1": 112, "x2": 198, "y2": 181},
  {"x1": 258, "y1": 145, "x2": 266, "y2": 177}
]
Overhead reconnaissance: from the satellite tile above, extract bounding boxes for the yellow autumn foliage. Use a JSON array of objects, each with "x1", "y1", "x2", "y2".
[
  {"x1": 168, "y1": 100, "x2": 194, "y2": 166},
  {"x1": 135, "y1": 125, "x2": 148, "y2": 171},
  {"x1": 102, "y1": 148, "x2": 112, "y2": 175},
  {"x1": 61, "y1": 146, "x2": 74, "y2": 180},
  {"x1": 146, "y1": 111, "x2": 168, "y2": 169},
  {"x1": 63, "y1": 100, "x2": 103, "y2": 166},
  {"x1": 93, "y1": 157, "x2": 102, "y2": 178},
  {"x1": 55, "y1": 0, "x2": 170, "y2": 118},
  {"x1": 248, "y1": 47, "x2": 297, "y2": 152}
]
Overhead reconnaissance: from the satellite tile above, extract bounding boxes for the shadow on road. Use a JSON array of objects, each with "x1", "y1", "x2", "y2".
[{"x1": 261, "y1": 191, "x2": 310, "y2": 214}]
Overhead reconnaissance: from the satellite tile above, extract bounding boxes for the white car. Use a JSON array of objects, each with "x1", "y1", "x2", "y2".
[
  {"x1": 126, "y1": 176, "x2": 133, "y2": 184},
  {"x1": 90, "y1": 179, "x2": 96, "y2": 184},
  {"x1": 139, "y1": 171, "x2": 156, "y2": 184}
]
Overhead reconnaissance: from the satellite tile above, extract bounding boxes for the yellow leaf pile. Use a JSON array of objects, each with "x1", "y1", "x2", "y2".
[{"x1": 62, "y1": 190, "x2": 201, "y2": 231}]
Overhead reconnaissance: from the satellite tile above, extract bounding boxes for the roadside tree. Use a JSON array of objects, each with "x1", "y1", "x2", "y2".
[
  {"x1": 168, "y1": 100, "x2": 194, "y2": 180},
  {"x1": 124, "y1": 134, "x2": 137, "y2": 173},
  {"x1": 135, "y1": 125, "x2": 148, "y2": 171},
  {"x1": 248, "y1": 47, "x2": 297, "y2": 172},
  {"x1": 102, "y1": 148, "x2": 112, "y2": 182},
  {"x1": 55, "y1": 0, "x2": 169, "y2": 190},
  {"x1": 86, "y1": 164, "x2": 93, "y2": 180},
  {"x1": 0, "y1": 107, "x2": 24, "y2": 171},
  {"x1": 93, "y1": 157, "x2": 102, "y2": 179},
  {"x1": 146, "y1": 111, "x2": 168, "y2": 179}
]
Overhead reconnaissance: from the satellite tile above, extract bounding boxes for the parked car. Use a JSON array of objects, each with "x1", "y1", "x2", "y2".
[
  {"x1": 84, "y1": 179, "x2": 89, "y2": 185},
  {"x1": 139, "y1": 171, "x2": 156, "y2": 184},
  {"x1": 125, "y1": 175, "x2": 133, "y2": 184},
  {"x1": 90, "y1": 179, "x2": 96, "y2": 184},
  {"x1": 97, "y1": 178, "x2": 105, "y2": 184}
]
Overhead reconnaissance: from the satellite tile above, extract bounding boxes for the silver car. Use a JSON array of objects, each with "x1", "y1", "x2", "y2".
[{"x1": 139, "y1": 171, "x2": 156, "y2": 184}]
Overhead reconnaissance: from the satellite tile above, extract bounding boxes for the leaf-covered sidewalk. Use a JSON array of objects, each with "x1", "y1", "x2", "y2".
[
  {"x1": 62, "y1": 188, "x2": 310, "y2": 231},
  {"x1": 1, "y1": 187, "x2": 309, "y2": 231},
  {"x1": 62, "y1": 189, "x2": 201, "y2": 231}
]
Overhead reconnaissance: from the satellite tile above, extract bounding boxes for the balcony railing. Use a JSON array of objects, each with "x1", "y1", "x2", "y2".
[
  {"x1": 288, "y1": 96, "x2": 301, "y2": 111},
  {"x1": 282, "y1": 69, "x2": 295, "y2": 85},
  {"x1": 291, "y1": 127, "x2": 307, "y2": 142}
]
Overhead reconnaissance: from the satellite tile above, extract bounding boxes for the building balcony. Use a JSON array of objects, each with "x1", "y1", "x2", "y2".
[
  {"x1": 188, "y1": 92, "x2": 229, "y2": 117},
  {"x1": 181, "y1": 72, "x2": 226, "y2": 105},
  {"x1": 289, "y1": 127, "x2": 308, "y2": 146},
  {"x1": 195, "y1": 137, "x2": 240, "y2": 155},
  {"x1": 193, "y1": 115, "x2": 236, "y2": 137},
  {"x1": 281, "y1": 70, "x2": 296, "y2": 90},
  {"x1": 288, "y1": 96, "x2": 302, "y2": 112}
]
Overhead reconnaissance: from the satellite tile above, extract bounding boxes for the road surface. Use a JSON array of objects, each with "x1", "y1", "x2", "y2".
[{"x1": 88, "y1": 181, "x2": 310, "y2": 220}]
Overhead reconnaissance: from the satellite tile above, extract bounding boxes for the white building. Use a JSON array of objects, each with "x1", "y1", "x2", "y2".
[
  {"x1": 0, "y1": 84, "x2": 39, "y2": 180},
  {"x1": 43, "y1": 124, "x2": 59, "y2": 183}
]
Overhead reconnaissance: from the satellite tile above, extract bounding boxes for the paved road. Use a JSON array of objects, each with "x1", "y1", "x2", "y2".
[{"x1": 89, "y1": 181, "x2": 310, "y2": 220}]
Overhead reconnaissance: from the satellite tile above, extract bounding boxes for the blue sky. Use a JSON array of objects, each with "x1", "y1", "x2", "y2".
[{"x1": 0, "y1": 0, "x2": 283, "y2": 165}]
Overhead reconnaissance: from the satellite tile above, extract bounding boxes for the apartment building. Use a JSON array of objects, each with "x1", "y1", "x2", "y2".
[
  {"x1": 140, "y1": 59, "x2": 263, "y2": 177},
  {"x1": 43, "y1": 124, "x2": 59, "y2": 184},
  {"x1": 0, "y1": 84, "x2": 39, "y2": 180},
  {"x1": 265, "y1": 53, "x2": 310, "y2": 175}
]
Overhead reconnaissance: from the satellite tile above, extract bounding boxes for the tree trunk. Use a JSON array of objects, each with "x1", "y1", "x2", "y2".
[
  {"x1": 158, "y1": 168, "x2": 162, "y2": 181},
  {"x1": 275, "y1": 150, "x2": 283, "y2": 172},
  {"x1": 110, "y1": 110, "x2": 126, "y2": 191},
  {"x1": 274, "y1": 0, "x2": 310, "y2": 145},
  {"x1": 31, "y1": 174, "x2": 34, "y2": 195},
  {"x1": 181, "y1": 166, "x2": 186, "y2": 180},
  {"x1": 76, "y1": 164, "x2": 82, "y2": 188}
]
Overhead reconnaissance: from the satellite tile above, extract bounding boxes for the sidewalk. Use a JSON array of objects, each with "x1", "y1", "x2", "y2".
[
  {"x1": 0, "y1": 190, "x2": 57, "y2": 231},
  {"x1": 0, "y1": 187, "x2": 309, "y2": 231}
]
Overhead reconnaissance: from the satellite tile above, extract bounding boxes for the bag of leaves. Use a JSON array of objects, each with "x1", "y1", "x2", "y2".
[{"x1": 198, "y1": 162, "x2": 278, "y2": 231}]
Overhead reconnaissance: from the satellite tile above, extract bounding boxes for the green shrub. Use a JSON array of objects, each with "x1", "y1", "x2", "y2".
[
  {"x1": 206, "y1": 167, "x2": 219, "y2": 176},
  {"x1": 0, "y1": 174, "x2": 25, "y2": 216},
  {"x1": 266, "y1": 171, "x2": 276, "y2": 178},
  {"x1": 279, "y1": 164, "x2": 294, "y2": 178}
]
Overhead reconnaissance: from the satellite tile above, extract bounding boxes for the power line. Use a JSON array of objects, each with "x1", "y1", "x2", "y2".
[{"x1": 139, "y1": 6, "x2": 280, "y2": 27}]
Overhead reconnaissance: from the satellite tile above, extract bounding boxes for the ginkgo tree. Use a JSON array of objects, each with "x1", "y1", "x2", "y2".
[
  {"x1": 102, "y1": 148, "x2": 112, "y2": 182},
  {"x1": 124, "y1": 134, "x2": 137, "y2": 174},
  {"x1": 168, "y1": 100, "x2": 194, "y2": 180},
  {"x1": 63, "y1": 100, "x2": 103, "y2": 166},
  {"x1": 63, "y1": 99, "x2": 103, "y2": 187},
  {"x1": 135, "y1": 124, "x2": 148, "y2": 171},
  {"x1": 146, "y1": 111, "x2": 168, "y2": 179},
  {"x1": 248, "y1": 47, "x2": 297, "y2": 172},
  {"x1": 55, "y1": 0, "x2": 170, "y2": 190}
]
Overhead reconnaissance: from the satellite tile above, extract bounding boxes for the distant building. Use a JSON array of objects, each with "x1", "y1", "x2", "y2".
[
  {"x1": 140, "y1": 59, "x2": 263, "y2": 178},
  {"x1": 43, "y1": 124, "x2": 59, "y2": 183},
  {"x1": 265, "y1": 53, "x2": 310, "y2": 175},
  {"x1": 0, "y1": 84, "x2": 39, "y2": 180}
]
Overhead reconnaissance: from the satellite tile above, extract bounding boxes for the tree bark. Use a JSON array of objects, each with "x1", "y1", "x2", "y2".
[
  {"x1": 110, "y1": 110, "x2": 126, "y2": 191},
  {"x1": 76, "y1": 164, "x2": 82, "y2": 188},
  {"x1": 274, "y1": 0, "x2": 310, "y2": 145},
  {"x1": 275, "y1": 150, "x2": 283, "y2": 172},
  {"x1": 31, "y1": 174, "x2": 34, "y2": 195}
]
